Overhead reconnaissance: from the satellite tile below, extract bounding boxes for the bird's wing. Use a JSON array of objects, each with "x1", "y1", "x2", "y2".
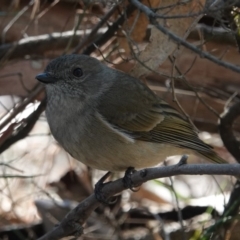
[
  {"x1": 140, "y1": 113, "x2": 229, "y2": 164},
  {"x1": 98, "y1": 75, "x2": 166, "y2": 132},
  {"x1": 98, "y1": 73, "x2": 226, "y2": 163},
  {"x1": 140, "y1": 112, "x2": 212, "y2": 152},
  {"x1": 99, "y1": 78, "x2": 206, "y2": 151}
]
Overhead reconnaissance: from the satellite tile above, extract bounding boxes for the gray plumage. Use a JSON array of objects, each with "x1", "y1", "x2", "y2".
[{"x1": 36, "y1": 54, "x2": 227, "y2": 171}]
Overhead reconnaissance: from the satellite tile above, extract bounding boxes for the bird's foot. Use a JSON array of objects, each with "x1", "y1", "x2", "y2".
[
  {"x1": 94, "y1": 171, "x2": 117, "y2": 205},
  {"x1": 123, "y1": 167, "x2": 141, "y2": 192}
]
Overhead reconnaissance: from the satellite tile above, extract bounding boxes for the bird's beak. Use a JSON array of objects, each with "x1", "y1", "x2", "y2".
[{"x1": 35, "y1": 73, "x2": 57, "y2": 84}]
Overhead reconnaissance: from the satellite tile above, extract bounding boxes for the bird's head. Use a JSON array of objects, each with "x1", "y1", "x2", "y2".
[{"x1": 36, "y1": 54, "x2": 114, "y2": 100}]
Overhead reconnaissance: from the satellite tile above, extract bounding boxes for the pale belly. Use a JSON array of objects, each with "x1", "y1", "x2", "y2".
[
  {"x1": 49, "y1": 107, "x2": 189, "y2": 171},
  {"x1": 75, "y1": 140, "x2": 188, "y2": 171},
  {"x1": 55, "y1": 113, "x2": 190, "y2": 172}
]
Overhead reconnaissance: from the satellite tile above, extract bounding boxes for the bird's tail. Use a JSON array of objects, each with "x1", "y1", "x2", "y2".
[
  {"x1": 198, "y1": 150, "x2": 228, "y2": 164},
  {"x1": 199, "y1": 150, "x2": 240, "y2": 181}
]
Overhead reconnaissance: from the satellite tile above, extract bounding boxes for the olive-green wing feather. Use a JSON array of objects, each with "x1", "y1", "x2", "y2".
[
  {"x1": 98, "y1": 73, "x2": 165, "y2": 132},
  {"x1": 138, "y1": 102, "x2": 227, "y2": 163},
  {"x1": 98, "y1": 70, "x2": 226, "y2": 164}
]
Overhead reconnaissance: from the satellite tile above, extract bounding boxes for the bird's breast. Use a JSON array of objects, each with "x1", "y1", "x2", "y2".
[{"x1": 46, "y1": 101, "x2": 188, "y2": 171}]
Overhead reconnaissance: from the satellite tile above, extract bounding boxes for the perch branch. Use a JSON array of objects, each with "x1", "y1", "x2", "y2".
[{"x1": 38, "y1": 160, "x2": 240, "y2": 240}]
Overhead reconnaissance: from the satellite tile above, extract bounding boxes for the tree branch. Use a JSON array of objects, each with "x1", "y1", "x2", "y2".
[
  {"x1": 38, "y1": 160, "x2": 240, "y2": 240},
  {"x1": 73, "y1": 4, "x2": 119, "y2": 53},
  {"x1": 219, "y1": 101, "x2": 240, "y2": 162},
  {"x1": 215, "y1": 101, "x2": 240, "y2": 236},
  {"x1": 0, "y1": 84, "x2": 43, "y2": 131},
  {"x1": 0, "y1": 29, "x2": 106, "y2": 61},
  {"x1": 0, "y1": 97, "x2": 46, "y2": 154},
  {"x1": 129, "y1": 0, "x2": 240, "y2": 74},
  {"x1": 82, "y1": 3, "x2": 137, "y2": 55}
]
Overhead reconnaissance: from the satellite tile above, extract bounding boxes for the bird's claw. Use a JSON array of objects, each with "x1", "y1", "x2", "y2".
[
  {"x1": 123, "y1": 167, "x2": 141, "y2": 192},
  {"x1": 94, "y1": 171, "x2": 117, "y2": 205}
]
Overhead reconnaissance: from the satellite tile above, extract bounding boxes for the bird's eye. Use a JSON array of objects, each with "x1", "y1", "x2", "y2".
[{"x1": 72, "y1": 68, "x2": 83, "y2": 77}]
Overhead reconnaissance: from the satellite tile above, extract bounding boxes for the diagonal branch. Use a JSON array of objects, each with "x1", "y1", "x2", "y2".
[
  {"x1": 82, "y1": 3, "x2": 137, "y2": 55},
  {"x1": 0, "y1": 97, "x2": 46, "y2": 154},
  {"x1": 0, "y1": 84, "x2": 43, "y2": 131},
  {"x1": 73, "y1": 4, "x2": 119, "y2": 53},
  {"x1": 129, "y1": 0, "x2": 240, "y2": 74}
]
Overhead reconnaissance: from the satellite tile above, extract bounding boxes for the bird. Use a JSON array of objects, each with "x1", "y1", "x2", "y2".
[{"x1": 36, "y1": 54, "x2": 227, "y2": 173}]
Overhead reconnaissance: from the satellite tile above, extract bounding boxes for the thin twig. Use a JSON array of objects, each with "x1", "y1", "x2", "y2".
[
  {"x1": 83, "y1": 3, "x2": 137, "y2": 55},
  {"x1": 73, "y1": 4, "x2": 119, "y2": 53},
  {"x1": 168, "y1": 176, "x2": 186, "y2": 240},
  {"x1": 1, "y1": 0, "x2": 35, "y2": 44},
  {"x1": 170, "y1": 56, "x2": 198, "y2": 132},
  {"x1": 169, "y1": 56, "x2": 220, "y2": 118}
]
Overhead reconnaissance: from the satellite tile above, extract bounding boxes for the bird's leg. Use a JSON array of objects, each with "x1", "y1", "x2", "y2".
[
  {"x1": 94, "y1": 171, "x2": 117, "y2": 204},
  {"x1": 123, "y1": 167, "x2": 141, "y2": 192}
]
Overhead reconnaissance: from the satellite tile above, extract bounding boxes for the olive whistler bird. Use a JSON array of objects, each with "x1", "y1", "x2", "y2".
[{"x1": 36, "y1": 54, "x2": 227, "y2": 190}]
